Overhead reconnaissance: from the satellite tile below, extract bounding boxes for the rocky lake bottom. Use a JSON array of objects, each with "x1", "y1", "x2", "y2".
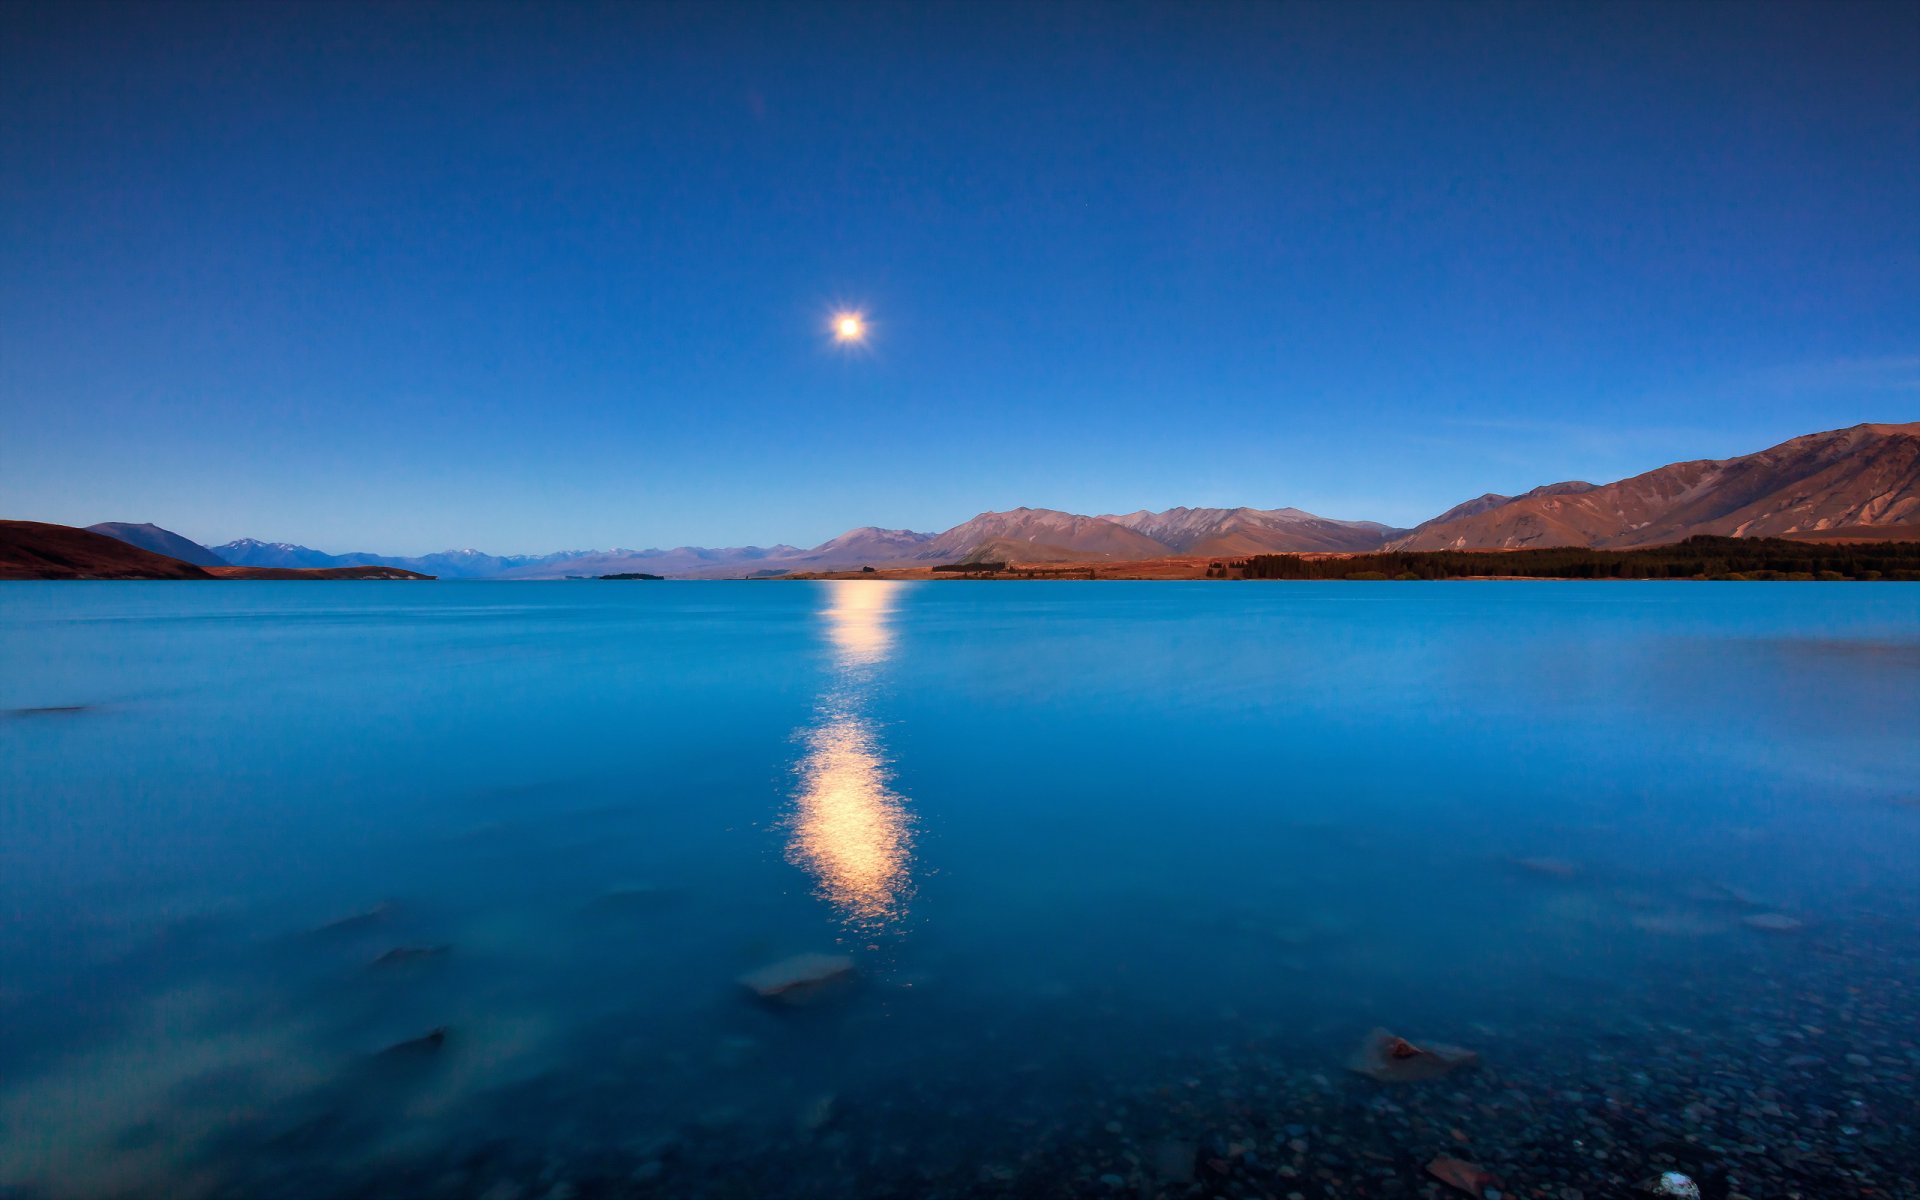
[
  {"x1": 163, "y1": 886, "x2": 1920, "y2": 1200},
  {"x1": 2, "y1": 581, "x2": 1916, "y2": 1199}
]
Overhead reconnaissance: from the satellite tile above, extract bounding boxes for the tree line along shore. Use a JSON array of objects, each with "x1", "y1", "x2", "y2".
[{"x1": 1224, "y1": 536, "x2": 1920, "y2": 581}]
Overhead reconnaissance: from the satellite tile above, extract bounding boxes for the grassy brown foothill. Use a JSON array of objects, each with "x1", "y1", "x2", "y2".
[{"x1": 0, "y1": 521, "x2": 435, "y2": 580}]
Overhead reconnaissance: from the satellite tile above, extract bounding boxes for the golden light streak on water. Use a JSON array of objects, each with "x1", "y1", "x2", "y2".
[
  {"x1": 787, "y1": 581, "x2": 914, "y2": 932},
  {"x1": 822, "y1": 578, "x2": 899, "y2": 666},
  {"x1": 790, "y1": 708, "x2": 912, "y2": 928}
]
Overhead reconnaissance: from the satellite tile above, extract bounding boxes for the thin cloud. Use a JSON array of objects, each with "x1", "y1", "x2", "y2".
[
  {"x1": 1746, "y1": 355, "x2": 1920, "y2": 396},
  {"x1": 1416, "y1": 418, "x2": 1726, "y2": 462}
]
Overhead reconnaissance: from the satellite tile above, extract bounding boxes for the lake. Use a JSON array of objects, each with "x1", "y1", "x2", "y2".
[{"x1": 2, "y1": 581, "x2": 1917, "y2": 1200}]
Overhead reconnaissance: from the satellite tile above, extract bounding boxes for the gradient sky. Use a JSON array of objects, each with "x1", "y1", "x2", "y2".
[{"x1": 3, "y1": 0, "x2": 1916, "y2": 554}]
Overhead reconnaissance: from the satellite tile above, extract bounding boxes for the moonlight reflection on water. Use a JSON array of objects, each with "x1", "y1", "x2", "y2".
[
  {"x1": 786, "y1": 582, "x2": 915, "y2": 934},
  {"x1": 0, "y1": 583, "x2": 1917, "y2": 1197}
]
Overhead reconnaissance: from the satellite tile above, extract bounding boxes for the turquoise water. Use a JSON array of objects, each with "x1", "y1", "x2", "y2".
[{"x1": 2, "y1": 581, "x2": 1918, "y2": 1199}]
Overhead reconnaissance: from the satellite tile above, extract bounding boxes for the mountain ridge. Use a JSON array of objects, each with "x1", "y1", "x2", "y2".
[
  {"x1": 3, "y1": 521, "x2": 215, "y2": 579},
  {"x1": 210, "y1": 504, "x2": 1406, "y2": 578},
  {"x1": 54, "y1": 421, "x2": 1920, "y2": 578},
  {"x1": 1391, "y1": 422, "x2": 1920, "y2": 550},
  {"x1": 1101, "y1": 506, "x2": 1403, "y2": 555},
  {"x1": 0, "y1": 524, "x2": 438, "y2": 580},
  {"x1": 87, "y1": 522, "x2": 228, "y2": 566}
]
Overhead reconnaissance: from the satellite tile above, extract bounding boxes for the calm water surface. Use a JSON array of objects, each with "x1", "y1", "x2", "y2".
[{"x1": 2, "y1": 581, "x2": 1918, "y2": 1199}]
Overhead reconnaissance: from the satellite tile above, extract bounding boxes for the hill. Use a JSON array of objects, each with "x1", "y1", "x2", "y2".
[
  {"x1": 915, "y1": 508, "x2": 1170, "y2": 564},
  {"x1": 1, "y1": 521, "x2": 213, "y2": 579},
  {"x1": 784, "y1": 526, "x2": 936, "y2": 567},
  {"x1": 1101, "y1": 506, "x2": 1402, "y2": 554},
  {"x1": 85, "y1": 522, "x2": 228, "y2": 566},
  {"x1": 1394, "y1": 423, "x2": 1920, "y2": 550},
  {"x1": 2, "y1": 522, "x2": 438, "y2": 580}
]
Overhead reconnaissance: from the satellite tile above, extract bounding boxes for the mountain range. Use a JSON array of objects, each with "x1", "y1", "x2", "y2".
[
  {"x1": 84, "y1": 522, "x2": 231, "y2": 567},
  {"x1": 201, "y1": 507, "x2": 1402, "y2": 579},
  {"x1": 0, "y1": 522, "x2": 432, "y2": 581},
  {"x1": 1390, "y1": 422, "x2": 1920, "y2": 551},
  {"x1": 71, "y1": 421, "x2": 1920, "y2": 578}
]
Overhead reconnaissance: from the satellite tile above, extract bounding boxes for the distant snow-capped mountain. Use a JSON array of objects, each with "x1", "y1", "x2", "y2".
[
  {"x1": 209, "y1": 539, "x2": 343, "y2": 570},
  {"x1": 211, "y1": 540, "x2": 602, "y2": 578}
]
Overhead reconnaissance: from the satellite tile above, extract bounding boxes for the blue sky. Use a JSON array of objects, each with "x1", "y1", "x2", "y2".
[{"x1": 3, "y1": 0, "x2": 1916, "y2": 554}]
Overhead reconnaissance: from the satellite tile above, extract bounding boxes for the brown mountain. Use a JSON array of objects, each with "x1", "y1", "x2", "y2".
[
  {"x1": 1405, "y1": 482, "x2": 1599, "y2": 538},
  {"x1": 69, "y1": 420, "x2": 1911, "y2": 576},
  {"x1": 791, "y1": 526, "x2": 936, "y2": 565},
  {"x1": 1415, "y1": 493, "x2": 1513, "y2": 529},
  {"x1": 392, "y1": 506, "x2": 1401, "y2": 577},
  {"x1": 917, "y1": 508, "x2": 1171, "y2": 563},
  {"x1": 1, "y1": 520, "x2": 215, "y2": 579},
  {"x1": 1392, "y1": 423, "x2": 1920, "y2": 550},
  {"x1": 1101, "y1": 506, "x2": 1403, "y2": 555}
]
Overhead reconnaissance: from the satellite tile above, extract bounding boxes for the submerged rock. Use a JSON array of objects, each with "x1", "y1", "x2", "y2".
[
  {"x1": 312, "y1": 901, "x2": 397, "y2": 937},
  {"x1": 737, "y1": 953, "x2": 856, "y2": 1005},
  {"x1": 1428, "y1": 1155, "x2": 1502, "y2": 1195},
  {"x1": 1692, "y1": 880, "x2": 1768, "y2": 908},
  {"x1": 586, "y1": 883, "x2": 684, "y2": 914},
  {"x1": 1346, "y1": 1028, "x2": 1479, "y2": 1083},
  {"x1": 1743, "y1": 912, "x2": 1804, "y2": 933},
  {"x1": 1640, "y1": 1171, "x2": 1701, "y2": 1198},
  {"x1": 377, "y1": 1027, "x2": 449, "y2": 1058},
  {"x1": 1147, "y1": 1138, "x2": 1197, "y2": 1183},
  {"x1": 797, "y1": 1092, "x2": 836, "y2": 1135}
]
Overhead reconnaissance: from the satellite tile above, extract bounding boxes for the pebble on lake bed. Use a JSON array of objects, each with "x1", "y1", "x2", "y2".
[
  {"x1": 1346, "y1": 1028, "x2": 1479, "y2": 1082},
  {"x1": 1640, "y1": 1171, "x2": 1701, "y2": 1198},
  {"x1": 1427, "y1": 1154, "x2": 1501, "y2": 1195},
  {"x1": 736, "y1": 953, "x2": 856, "y2": 1005},
  {"x1": 1147, "y1": 1138, "x2": 1196, "y2": 1182}
]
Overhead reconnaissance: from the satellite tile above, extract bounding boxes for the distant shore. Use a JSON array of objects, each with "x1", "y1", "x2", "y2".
[
  {"x1": 8, "y1": 520, "x2": 1919, "y2": 582},
  {"x1": 772, "y1": 536, "x2": 1920, "y2": 582}
]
